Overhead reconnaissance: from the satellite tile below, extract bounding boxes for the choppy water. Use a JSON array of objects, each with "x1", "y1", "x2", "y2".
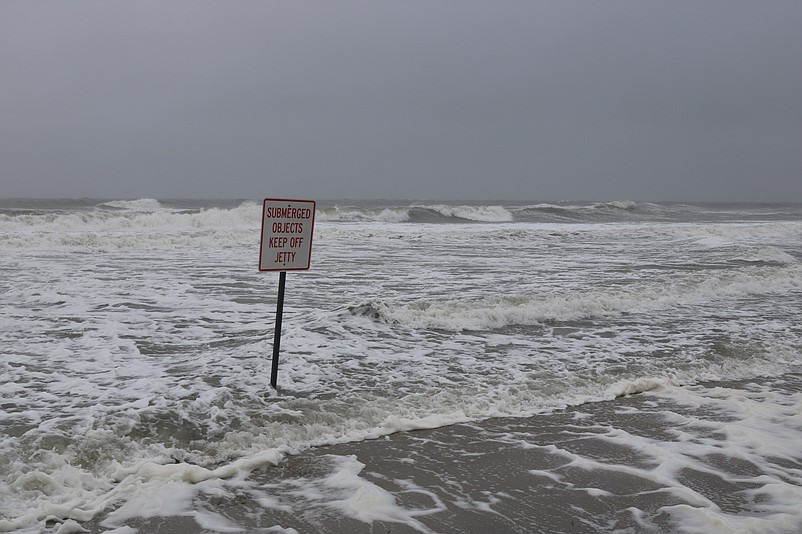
[{"x1": 1, "y1": 199, "x2": 801, "y2": 532}]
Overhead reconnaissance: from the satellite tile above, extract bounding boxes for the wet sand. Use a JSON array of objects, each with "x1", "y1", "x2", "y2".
[{"x1": 77, "y1": 375, "x2": 802, "y2": 534}]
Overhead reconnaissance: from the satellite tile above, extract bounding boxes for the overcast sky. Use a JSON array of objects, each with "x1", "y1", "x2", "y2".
[{"x1": 1, "y1": 1, "x2": 800, "y2": 201}]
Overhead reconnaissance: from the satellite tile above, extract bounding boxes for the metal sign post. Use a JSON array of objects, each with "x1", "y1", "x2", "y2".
[
  {"x1": 270, "y1": 271, "x2": 287, "y2": 389},
  {"x1": 259, "y1": 198, "x2": 316, "y2": 389}
]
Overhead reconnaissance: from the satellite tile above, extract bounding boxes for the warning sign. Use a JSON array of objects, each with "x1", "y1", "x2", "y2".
[{"x1": 259, "y1": 198, "x2": 316, "y2": 271}]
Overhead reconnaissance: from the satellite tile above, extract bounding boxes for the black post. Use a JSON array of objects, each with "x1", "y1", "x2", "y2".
[{"x1": 270, "y1": 271, "x2": 287, "y2": 389}]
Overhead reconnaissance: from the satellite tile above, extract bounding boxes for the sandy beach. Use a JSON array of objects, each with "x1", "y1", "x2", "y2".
[{"x1": 76, "y1": 373, "x2": 802, "y2": 534}]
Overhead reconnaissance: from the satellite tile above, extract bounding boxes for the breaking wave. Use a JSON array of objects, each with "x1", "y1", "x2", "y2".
[
  {"x1": 0, "y1": 200, "x2": 263, "y2": 250},
  {"x1": 347, "y1": 264, "x2": 802, "y2": 331}
]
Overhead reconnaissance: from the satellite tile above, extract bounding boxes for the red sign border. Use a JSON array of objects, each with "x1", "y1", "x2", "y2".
[{"x1": 259, "y1": 197, "x2": 316, "y2": 272}]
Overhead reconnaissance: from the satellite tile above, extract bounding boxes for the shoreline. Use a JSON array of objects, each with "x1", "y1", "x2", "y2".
[{"x1": 72, "y1": 373, "x2": 802, "y2": 534}]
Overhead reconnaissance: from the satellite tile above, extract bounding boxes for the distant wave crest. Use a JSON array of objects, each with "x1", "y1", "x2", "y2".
[
  {"x1": 2, "y1": 201, "x2": 801, "y2": 251},
  {"x1": 317, "y1": 204, "x2": 513, "y2": 223},
  {"x1": 316, "y1": 207, "x2": 411, "y2": 223},
  {"x1": 421, "y1": 204, "x2": 514, "y2": 222},
  {"x1": 99, "y1": 199, "x2": 165, "y2": 211},
  {"x1": 594, "y1": 200, "x2": 638, "y2": 210}
]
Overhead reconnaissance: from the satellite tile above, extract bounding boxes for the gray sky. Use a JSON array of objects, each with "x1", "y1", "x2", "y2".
[{"x1": 1, "y1": 1, "x2": 800, "y2": 201}]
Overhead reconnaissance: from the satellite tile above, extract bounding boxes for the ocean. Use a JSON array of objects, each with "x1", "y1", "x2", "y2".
[{"x1": 1, "y1": 199, "x2": 801, "y2": 533}]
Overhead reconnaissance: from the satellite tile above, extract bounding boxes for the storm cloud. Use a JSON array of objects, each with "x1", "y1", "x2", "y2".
[{"x1": 1, "y1": 1, "x2": 800, "y2": 200}]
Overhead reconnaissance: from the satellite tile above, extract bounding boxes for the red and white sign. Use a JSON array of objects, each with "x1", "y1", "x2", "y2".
[{"x1": 259, "y1": 198, "x2": 316, "y2": 271}]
